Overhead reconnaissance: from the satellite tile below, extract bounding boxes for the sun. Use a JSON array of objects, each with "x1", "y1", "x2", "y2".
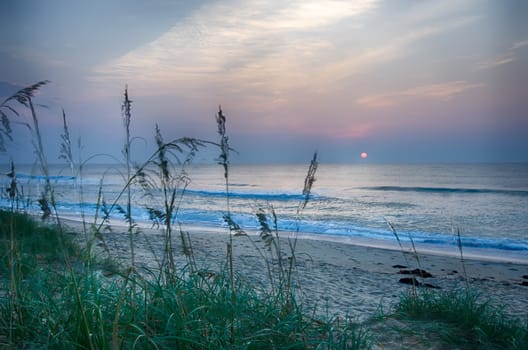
[{"x1": 360, "y1": 152, "x2": 368, "y2": 159}]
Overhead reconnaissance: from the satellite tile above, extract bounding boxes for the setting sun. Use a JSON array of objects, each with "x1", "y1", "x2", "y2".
[{"x1": 361, "y1": 152, "x2": 368, "y2": 159}]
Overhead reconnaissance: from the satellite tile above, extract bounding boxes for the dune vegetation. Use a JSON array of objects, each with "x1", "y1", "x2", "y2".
[{"x1": 1, "y1": 82, "x2": 527, "y2": 349}]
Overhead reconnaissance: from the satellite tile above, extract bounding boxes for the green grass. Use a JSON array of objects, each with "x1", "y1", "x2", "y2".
[
  {"x1": 392, "y1": 288, "x2": 528, "y2": 349},
  {"x1": 0, "y1": 210, "x2": 80, "y2": 273},
  {"x1": 0, "y1": 211, "x2": 369, "y2": 349}
]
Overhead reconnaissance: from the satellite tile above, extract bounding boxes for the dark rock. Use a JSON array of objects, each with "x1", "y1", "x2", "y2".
[
  {"x1": 399, "y1": 268, "x2": 433, "y2": 278},
  {"x1": 521, "y1": 281, "x2": 528, "y2": 287},
  {"x1": 399, "y1": 277, "x2": 421, "y2": 286},
  {"x1": 522, "y1": 275, "x2": 528, "y2": 280},
  {"x1": 392, "y1": 264, "x2": 407, "y2": 269}
]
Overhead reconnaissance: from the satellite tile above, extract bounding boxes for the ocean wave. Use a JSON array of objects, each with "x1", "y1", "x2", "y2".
[
  {"x1": 185, "y1": 189, "x2": 322, "y2": 202},
  {"x1": 2, "y1": 197, "x2": 526, "y2": 255},
  {"x1": 421, "y1": 238, "x2": 528, "y2": 251},
  {"x1": 363, "y1": 186, "x2": 528, "y2": 196},
  {"x1": 10, "y1": 173, "x2": 76, "y2": 181}
]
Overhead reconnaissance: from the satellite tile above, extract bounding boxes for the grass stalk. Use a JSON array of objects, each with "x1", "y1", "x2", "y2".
[
  {"x1": 121, "y1": 86, "x2": 136, "y2": 270},
  {"x1": 386, "y1": 220, "x2": 409, "y2": 267},
  {"x1": 455, "y1": 226, "x2": 470, "y2": 289},
  {"x1": 286, "y1": 152, "x2": 318, "y2": 302},
  {"x1": 214, "y1": 105, "x2": 236, "y2": 344},
  {"x1": 137, "y1": 124, "x2": 203, "y2": 279},
  {"x1": 387, "y1": 221, "x2": 424, "y2": 294},
  {"x1": 112, "y1": 267, "x2": 133, "y2": 349}
]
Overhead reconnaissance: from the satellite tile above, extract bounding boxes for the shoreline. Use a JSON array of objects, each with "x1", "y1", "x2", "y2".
[
  {"x1": 58, "y1": 213, "x2": 528, "y2": 265},
  {"x1": 294, "y1": 231, "x2": 528, "y2": 265},
  {"x1": 61, "y1": 218, "x2": 528, "y2": 321}
]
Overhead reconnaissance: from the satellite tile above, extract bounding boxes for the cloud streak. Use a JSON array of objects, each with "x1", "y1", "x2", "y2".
[
  {"x1": 356, "y1": 81, "x2": 484, "y2": 108},
  {"x1": 475, "y1": 39, "x2": 528, "y2": 70},
  {"x1": 314, "y1": 15, "x2": 480, "y2": 89}
]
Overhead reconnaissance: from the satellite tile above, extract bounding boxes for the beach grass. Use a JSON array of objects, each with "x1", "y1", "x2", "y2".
[
  {"x1": 381, "y1": 221, "x2": 528, "y2": 348},
  {"x1": 391, "y1": 287, "x2": 528, "y2": 349},
  {"x1": 1, "y1": 82, "x2": 527, "y2": 349},
  {"x1": 0, "y1": 210, "x2": 79, "y2": 268},
  {"x1": 0, "y1": 209, "x2": 370, "y2": 349},
  {"x1": 3, "y1": 210, "x2": 527, "y2": 349}
]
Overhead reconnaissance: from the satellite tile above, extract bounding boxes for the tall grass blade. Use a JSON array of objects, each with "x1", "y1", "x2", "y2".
[
  {"x1": 301, "y1": 152, "x2": 318, "y2": 211},
  {"x1": 215, "y1": 105, "x2": 237, "y2": 344},
  {"x1": 59, "y1": 109, "x2": 74, "y2": 173},
  {"x1": 286, "y1": 152, "x2": 319, "y2": 308},
  {"x1": 455, "y1": 226, "x2": 470, "y2": 289},
  {"x1": 386, "y1": 220, "x2": 409, "y2": 267},
  {"x1": 121, "y1": 85, "x2": 136, "y2": 270}
]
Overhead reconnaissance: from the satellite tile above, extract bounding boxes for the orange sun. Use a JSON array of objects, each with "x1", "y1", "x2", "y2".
[{"x1": 360, "y1": 152, "x2": 368, "y2": 159}]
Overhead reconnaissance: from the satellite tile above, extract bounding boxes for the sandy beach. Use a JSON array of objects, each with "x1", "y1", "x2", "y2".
[{"x1": 66, "y1": 220, "x2": 528, "y2": 322}]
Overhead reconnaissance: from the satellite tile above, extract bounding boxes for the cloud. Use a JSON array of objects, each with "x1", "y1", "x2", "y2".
[
  {"x1": 512, "y1": 40, "x2": 528, "y2": 50},
  {"x1": 91, "y1": 0, "x2": 378, "y2": 101},
  {"x1": 250, "y1": 1, "x2": 378, "y2": 30},
  {"x1": 475, "y1": 55, "x2": 515, "y2": 70},
  {"x1": 356, "y1": 81, "x2": 484, "y2": 108},
  {"x1": 91, "y1": 0, "x2": 482, "y2": 114},
  {"x1": 475, "y1": 38, "x2": 528, "y2": 70},
  {"x1": 315, "y1": 15, "x2": 480, "y2": 87},
  {"x1": 87, "y1": 0, "x2": 487, "y2": 143}
]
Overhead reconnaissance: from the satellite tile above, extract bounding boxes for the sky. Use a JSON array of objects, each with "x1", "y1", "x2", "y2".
[{"x1": 0, "y1": 0, "x2": 527, "y2": 164}]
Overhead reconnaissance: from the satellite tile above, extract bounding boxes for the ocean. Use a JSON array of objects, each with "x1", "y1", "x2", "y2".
[{"x1": 2, "y1": 162, "x2": 527, "y2": 263}]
